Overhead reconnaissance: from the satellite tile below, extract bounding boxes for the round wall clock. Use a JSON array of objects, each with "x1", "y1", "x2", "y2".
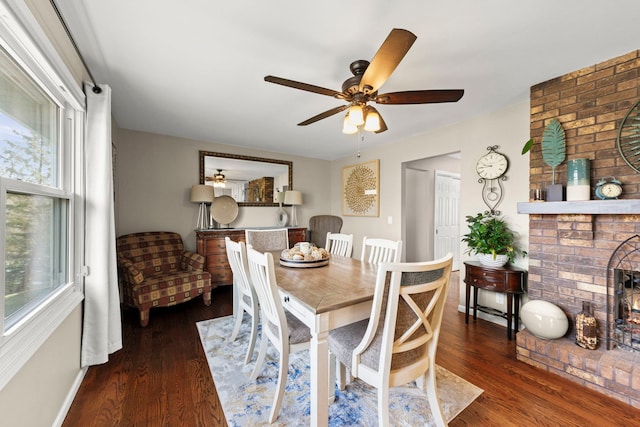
[
  {"x1": 476, "y1": 145, "x2": 509, "y2": 215},
  {"x1": 617, "y1": 98, "x2": 640, "y2": 173},
  {"x1": 476, "y1": 147, "x2": 509, "y2": 179}
]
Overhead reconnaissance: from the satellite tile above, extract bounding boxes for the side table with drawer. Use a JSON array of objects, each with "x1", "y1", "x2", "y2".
[{"x1": 463, "y1": 260, "x2": 526, "y2": 340}]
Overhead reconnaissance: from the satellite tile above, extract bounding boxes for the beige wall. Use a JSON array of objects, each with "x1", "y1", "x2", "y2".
[
  {"x1": 115, "y1": 129, "x2": 331, "y2": 251},
  {"x1": 0, "y1": 307, "x2": 83, "y2": 427}
]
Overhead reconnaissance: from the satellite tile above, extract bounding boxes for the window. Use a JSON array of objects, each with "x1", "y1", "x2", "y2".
[
  {"x1": 0, "y1": 46, "x2": 70, "y2": 330},
  {"x1": 0, "y1": 0, "x2": 84, "y2": 389}
]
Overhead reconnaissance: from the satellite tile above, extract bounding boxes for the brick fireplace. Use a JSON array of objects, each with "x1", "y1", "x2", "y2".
[{"x1": 515, "y1": 49, "x2": 640, "y2": 407}]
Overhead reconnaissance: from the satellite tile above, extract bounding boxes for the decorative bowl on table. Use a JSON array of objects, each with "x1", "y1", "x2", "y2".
[{"x1": 279, "y1": 242, "x2": 330, "y2": 268}]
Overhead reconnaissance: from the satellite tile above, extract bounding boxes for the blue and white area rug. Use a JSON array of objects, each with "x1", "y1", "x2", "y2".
[{"x1": 197, "y1": 315, "x2": 482, "y2": 426}]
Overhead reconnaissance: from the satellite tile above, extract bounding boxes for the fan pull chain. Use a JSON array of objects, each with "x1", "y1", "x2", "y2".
[{"x1": 357, "y1": 128, "x2": 364, "y2": 158}]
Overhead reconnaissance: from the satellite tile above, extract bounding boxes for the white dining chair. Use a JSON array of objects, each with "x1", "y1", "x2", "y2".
[
  {"x1": 225, "y1": 237, "x2": 259, "y2": 364},
  {"x1": 328, "y1": 254, "x2": 454, "y2": 427},
  {"x1": 325, "y1": 232, "x2": 354, "y2": 257},
  {"x1": 246, "y1": 246, "x2": 311, "y2": 423},
  {"x1": 360, "y1": 236, "x2": 402, "y2": 263},
  {"x1": 245, "y1": 228, "x2": 289, "y2": 252}
]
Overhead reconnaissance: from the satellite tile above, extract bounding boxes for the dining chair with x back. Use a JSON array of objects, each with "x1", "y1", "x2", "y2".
[{"x1": 328, "y1": 253, "x2": 454, "y2": 427}]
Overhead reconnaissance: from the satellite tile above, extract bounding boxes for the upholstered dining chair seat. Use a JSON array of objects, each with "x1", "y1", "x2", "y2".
[{"x1": 283, "y1": 311, "x2": 312, "y2": 344}]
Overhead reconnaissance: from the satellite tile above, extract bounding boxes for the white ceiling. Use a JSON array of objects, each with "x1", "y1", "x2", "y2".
[{"x1": 55, "y1": 0, "x2": 640, "y2": 160}]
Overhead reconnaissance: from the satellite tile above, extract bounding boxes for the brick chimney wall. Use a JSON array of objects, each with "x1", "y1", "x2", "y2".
[{"x1": 516, "y1": 50, "x2": 640, "y2": 406}]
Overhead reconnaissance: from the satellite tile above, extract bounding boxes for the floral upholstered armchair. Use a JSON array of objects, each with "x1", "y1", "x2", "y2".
[{"x1": 116, "y1": 231, "x2": 212, "y2": 326}]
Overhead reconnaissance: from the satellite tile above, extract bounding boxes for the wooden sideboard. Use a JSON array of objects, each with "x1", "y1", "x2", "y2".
[{"x1": 195, "y1": 227, "x2": 306, "y2": 287}]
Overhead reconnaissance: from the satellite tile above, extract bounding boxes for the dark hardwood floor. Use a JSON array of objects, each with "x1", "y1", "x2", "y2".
[{"x1": 63, "y1": 273, "x2": 640, "y2": 426}]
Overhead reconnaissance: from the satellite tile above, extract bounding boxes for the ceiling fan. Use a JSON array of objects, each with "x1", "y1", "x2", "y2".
[{"x1": 265, "y1": 28, "x2": 464, "y2": 134}]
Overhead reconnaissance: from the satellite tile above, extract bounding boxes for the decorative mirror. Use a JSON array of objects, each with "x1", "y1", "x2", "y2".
[{"x1": 199, "y1": 151, "x2": 293, "y2": 207}]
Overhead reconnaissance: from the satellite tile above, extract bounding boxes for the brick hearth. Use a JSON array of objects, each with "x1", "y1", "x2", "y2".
[
  {"x1": 517, "y1": 330, "x2": 640, "y2": 407},
  {"x1": 517, "y1": 49, "x2": 640, "y2": 406}
]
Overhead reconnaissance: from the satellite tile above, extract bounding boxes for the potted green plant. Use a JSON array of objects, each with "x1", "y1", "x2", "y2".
[{"x1": 461, "y1": 212, "x2": 525, "y2": 267}]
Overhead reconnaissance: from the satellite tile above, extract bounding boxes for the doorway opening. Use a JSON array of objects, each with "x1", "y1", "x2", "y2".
[{"x1": 402, "y1": 152, "x2": 461, "y2": 269}]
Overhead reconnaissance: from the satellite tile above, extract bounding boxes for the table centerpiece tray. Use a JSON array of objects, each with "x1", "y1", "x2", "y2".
[{"x1": 279, "y1": 257, "x2": 329, "y2": 268}]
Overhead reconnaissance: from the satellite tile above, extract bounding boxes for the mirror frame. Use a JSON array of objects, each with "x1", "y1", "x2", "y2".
[{"x1": 199, "y1": 151, "x2": 293, "y2": 207}]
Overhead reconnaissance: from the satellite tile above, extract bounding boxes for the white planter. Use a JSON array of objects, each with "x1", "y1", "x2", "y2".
[
  {"x1": 476, "y1": 253, "x2": 509, "y2": 268},
  {"x1": 520, "y1": 300, "x2": 569, "y2": 339}
]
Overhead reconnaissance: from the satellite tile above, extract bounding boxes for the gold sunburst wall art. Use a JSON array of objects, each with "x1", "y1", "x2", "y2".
[{"x1": 342, "y1": 159, "x2": 380, "y2": 217}]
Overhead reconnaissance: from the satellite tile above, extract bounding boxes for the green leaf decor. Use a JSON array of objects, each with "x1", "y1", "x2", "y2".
[
  {"x1": 541, "y1": 119, "x2": 566, "y2": 184},
  {"x1": 521, "y1": 138, "x2": 534, "y2": 155}
]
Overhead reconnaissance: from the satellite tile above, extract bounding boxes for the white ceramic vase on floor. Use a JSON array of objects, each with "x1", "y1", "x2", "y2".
[{"x1": 520, "y1": 300, "x2": 569, "y2": 339}]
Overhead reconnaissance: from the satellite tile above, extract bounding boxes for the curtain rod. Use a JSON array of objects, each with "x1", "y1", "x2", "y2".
[{"x1": 49, "y1": 0, "x2": 101, "y2": 94}]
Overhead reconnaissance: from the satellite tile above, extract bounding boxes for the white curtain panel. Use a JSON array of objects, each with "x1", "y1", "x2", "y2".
[{"x1": 81, "y1": 83, "x2": 122, "y2": 367}]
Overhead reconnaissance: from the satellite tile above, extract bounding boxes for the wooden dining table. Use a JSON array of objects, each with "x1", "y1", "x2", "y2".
[{"x1": 270, "y1": 251, "x2": 378, "y2": 427}]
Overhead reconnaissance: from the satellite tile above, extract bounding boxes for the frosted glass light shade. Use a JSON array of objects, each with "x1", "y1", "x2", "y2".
[
  {"x1": 284, "y1": 190, "x2": 302, "y2": 205},
  {"x1": 347, "y1": 105, "x2": 364, "y2": 126},
  {"x1": 342, "y1": 115, "x2": 358, "y2": 134},
  {"x1": 364, "y1": 108, "x2": 381, "y2": 132},
  {"x1": 191, "y1": 184, "x2": 214, "y2": 202}
]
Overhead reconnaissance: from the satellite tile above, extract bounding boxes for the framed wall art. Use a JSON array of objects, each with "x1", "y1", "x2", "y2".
[{"x1": 342, "y1": 159, "x2": 380, "y2": 217}]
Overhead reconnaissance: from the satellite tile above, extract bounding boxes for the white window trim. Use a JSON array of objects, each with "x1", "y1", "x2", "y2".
[{"x1": 0, "y1": 0, "x2": 86, "y2": 390}]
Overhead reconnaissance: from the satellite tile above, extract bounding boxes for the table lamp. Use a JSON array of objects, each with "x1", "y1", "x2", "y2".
[
  {"x1": 191, "y1": 184, "x2": 214, "y2": 229},
  {"x1": 284, "y1": 190, "x2": 302, "y2": 227}
]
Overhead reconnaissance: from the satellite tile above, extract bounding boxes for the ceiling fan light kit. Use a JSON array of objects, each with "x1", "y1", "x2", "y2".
[
  {"x1": 265, "y1": 28, "x2": 464, "y2": 136},
  {"x1": 213, "y1": 169, "x2": 226, "y2": 188}
]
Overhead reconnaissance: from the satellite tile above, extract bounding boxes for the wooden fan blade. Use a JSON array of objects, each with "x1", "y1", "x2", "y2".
[
  {"x1": 298, "y1": 105, "x2": 349, "y2": 126},
  {"x1": 375, "y1": 89, "x2": 464, "y2": 104},
  {"x1": 265, "y1": 75, "x2": 344, "y2": 98},
  {"x1": 358, "y1": 29, "x2": 417, "y2": 95}
]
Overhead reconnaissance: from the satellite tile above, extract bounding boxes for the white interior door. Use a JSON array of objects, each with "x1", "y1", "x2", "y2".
[{"x1": 434, "y1": 171, "x2": 460, "y2": 270}]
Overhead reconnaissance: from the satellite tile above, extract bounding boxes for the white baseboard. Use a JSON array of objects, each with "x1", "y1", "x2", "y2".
[{"x1": 52, "y1": 366, "x2": 87, "y2": 427}]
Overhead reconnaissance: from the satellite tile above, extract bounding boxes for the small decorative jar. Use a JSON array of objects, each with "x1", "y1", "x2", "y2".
[
  {"x1": 575, "y1": 301, "x2": 598, "y2": 350},
  {"x1": 566, "y1": 158, "x2": 591, "y2": 201}
]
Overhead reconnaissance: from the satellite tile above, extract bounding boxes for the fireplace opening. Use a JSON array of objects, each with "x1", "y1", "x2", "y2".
[{"x1": 608, "y1": 235, "x2": 640, "y2": 351}]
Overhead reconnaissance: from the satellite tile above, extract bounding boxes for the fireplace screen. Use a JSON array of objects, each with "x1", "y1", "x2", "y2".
[{"x1": 608, "y1": 235, "x2": 640, "y2": 351}]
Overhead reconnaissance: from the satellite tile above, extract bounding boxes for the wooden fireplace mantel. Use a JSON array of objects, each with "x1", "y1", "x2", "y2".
[{"x1": 517, "y1": 200, "x2": 640, "y2": 215}]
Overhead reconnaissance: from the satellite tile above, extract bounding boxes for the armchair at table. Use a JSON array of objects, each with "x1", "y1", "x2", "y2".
[
  {"x1": 306, "y1": 215, "x2": 343, "y2": 248},
  {"x1": 116, "y1": 231, "x2": 212, "y2": 326}
]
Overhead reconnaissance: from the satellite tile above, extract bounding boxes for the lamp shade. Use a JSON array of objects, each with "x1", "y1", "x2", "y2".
[
  {"x1": 364, "y1": 107, "x2": 381, "y2": 132},
  {"x1": 347, "y1": 104, "x2": 364, "y2": 126},
  {"x1": 191, "y1": 184, "x2": 214, "y2": 203},
  {"x1": 275, "y1": 191, "x2": 286, "y2": 203},
  {"x1": 284, "y1": 190, "x2": 302, "y2": 205},
  {"x1": 342, "y1": 113, "x2": 358, "y2": 134}
]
